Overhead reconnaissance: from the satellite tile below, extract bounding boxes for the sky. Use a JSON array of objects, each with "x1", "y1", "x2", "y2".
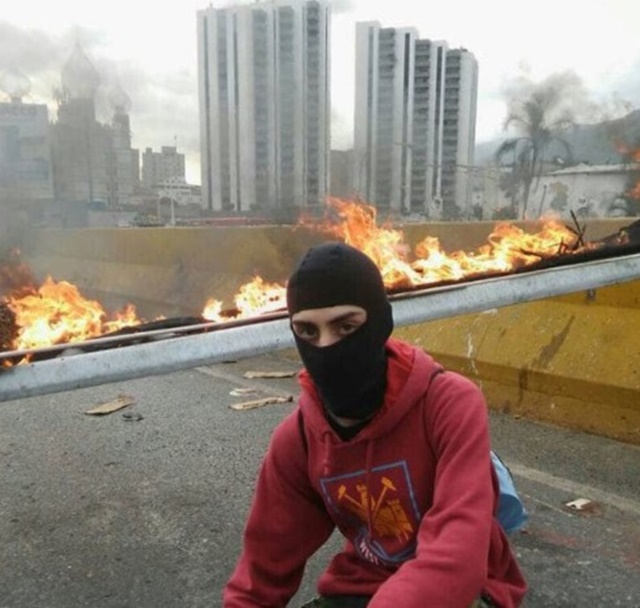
[{"x1": 1, "y1": 0, "x2": 640, "y2": 184}]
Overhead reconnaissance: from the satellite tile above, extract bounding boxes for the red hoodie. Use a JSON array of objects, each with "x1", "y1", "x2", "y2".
[{"x1": 223, "y1": 338, "x2": 527, "y2": 607}]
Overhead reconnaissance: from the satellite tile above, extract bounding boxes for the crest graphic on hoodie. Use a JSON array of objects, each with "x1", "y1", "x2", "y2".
[{"x1": 320, "y1": 460, "x2": 422, "y2": 566}]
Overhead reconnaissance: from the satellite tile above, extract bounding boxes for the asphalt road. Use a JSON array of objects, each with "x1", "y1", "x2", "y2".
[{"x1": 1, "y1": 350, "x2": 639, "y2": 607}]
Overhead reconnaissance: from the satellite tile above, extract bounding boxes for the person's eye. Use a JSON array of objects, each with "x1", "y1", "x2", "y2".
[
  {"x1": 293, "y1": 323, "x2": 318, "y2": 340},
  {"x1": 338, "y1": 321, "x2": 360, "y2": 336}
]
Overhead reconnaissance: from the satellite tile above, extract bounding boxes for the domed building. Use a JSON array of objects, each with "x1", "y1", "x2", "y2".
[
  {"x1": 61, "y1": 43, "x2": 100, "y2": 101},
  {"x1": 49, "y1": 45, "x2": 140, "y2": 226}
]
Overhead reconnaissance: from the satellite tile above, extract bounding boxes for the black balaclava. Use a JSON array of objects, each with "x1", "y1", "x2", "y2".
[{"x1": 286, "y1": 242, "x2": 394, "y2": 421}]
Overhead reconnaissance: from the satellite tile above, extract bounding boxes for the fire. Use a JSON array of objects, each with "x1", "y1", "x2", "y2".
[
  {"x1": 296, "y1": 198, "x2": 584, "y2": 290},
  {"x1": 203, "y1": 276, "x2": 286, "y2": 322},
  {"x1": 4, "y1": 277, "x2": 143, "y2": 352},
  {"x1": 202, "y1": 298, "x2": 223, "y2": 323},
  {"x1": 410, "y1": 219, "x2": 585, "y2": 284},
  {"x1": 616, "y1": 142, "x2": 640, "y2": 164},
  {"x1": 1, "y1": 198, "x2": 597, "y2": 358},
  {"x1": 614, "y1": 142, "x2": 640, "y2": 200},
  {"x1": 307, "y1": 198, "x2": 414, "y2": 287}
]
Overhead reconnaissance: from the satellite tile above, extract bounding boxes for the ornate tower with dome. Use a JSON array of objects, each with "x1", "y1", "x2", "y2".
[{"x1": 49, "y1": 44, "x2": 140, "y2": 226}]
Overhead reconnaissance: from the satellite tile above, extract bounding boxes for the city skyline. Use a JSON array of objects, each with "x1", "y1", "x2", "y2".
[{"x1": 1, "y1": 0, "x2": 639, "y2": 185}]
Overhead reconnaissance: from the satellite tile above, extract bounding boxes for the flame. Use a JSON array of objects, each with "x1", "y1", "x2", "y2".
[
  {"x1": 202, "y1": 298, "x2": 223, "y2": 322},
  {"x1": 616, "y1": 142, "x2": 640, "y2": 164},
  {"x1": 203, "y1": 277, "x2": 286, "y2": 322},
  {"x1": 0, "y1": 198, "x2": 601, "y2": 359},
  {"x1": 234, "y1": 276, "x2": 286, "y2": 317},
  {"x1": 614, "y1": 143, "x2": 640, "y2": 200},
  {"x1": 4, "y1": 277, "x2": 143, "y2": 352},
  {"x1": 295, "y1": 198, "x2": 585, "y2": 290}
]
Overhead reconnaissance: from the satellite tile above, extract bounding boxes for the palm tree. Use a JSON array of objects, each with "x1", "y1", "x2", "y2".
[{"x1": 495, "y1": 82, "x2": 574, "y2": 219}]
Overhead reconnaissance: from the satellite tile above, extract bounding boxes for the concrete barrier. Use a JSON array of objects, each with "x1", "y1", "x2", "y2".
[
  {"x1": 395, "y1": 283, "x2": 640, "y2": 445},
  {"x1": 19, "y1": 217, "x2": 640, "y2": 445},
  {"x1": 23, "y1": 226, "x2": 326, "y2": 318}
]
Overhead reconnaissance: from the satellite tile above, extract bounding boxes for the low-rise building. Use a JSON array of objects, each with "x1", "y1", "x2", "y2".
[
  {"x1": 141, "y1": 146, "x2": 186, "y2": 189},
  {"x1": 530, "y1": 163, "x2": 639, "y2": 219}
]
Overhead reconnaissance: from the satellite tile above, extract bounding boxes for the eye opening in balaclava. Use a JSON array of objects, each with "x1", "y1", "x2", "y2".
[{"x1": 286, "y1": 242, "x2": 394, "y2": 420}]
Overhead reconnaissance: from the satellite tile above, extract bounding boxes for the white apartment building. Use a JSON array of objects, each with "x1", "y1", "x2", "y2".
[
  {"x1": 410, "y1": 39, "x2": 447, "y2": 216},
  {"x1": 354, "y1": 22, "x2": 417, "y2": 213},
  {"x1": 354, "y1": 22, "x2": 478, "y2": 218},
  {"x1": 440, "y1": 48, "x2": 478, "y2": 218},
  {"x1": 197, "y1": 0, "x2": 330, "y2": 215},
  {"x1": 141, "y1": 146, "x2": 186, "y2": 190}
]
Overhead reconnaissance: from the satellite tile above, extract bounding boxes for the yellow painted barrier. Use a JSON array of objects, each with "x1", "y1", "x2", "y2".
[
  {"x1": 20, "y1": 218, "x2": 640, "y2": 445},
  {"x1": 24, "y1": 226, "x2": 325, "y2": 318},
  {"x1": 395, "y1": 282, "x2": 640, "y2": 445}
]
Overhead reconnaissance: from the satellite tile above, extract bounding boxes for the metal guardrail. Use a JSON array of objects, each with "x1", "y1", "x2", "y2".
[{"x1": 2, "y1": 252, "x2": 640, "y2": 403}]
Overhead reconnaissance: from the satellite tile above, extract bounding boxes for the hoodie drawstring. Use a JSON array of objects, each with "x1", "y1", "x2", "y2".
[
  {"x1": 365, "y1": 439, "x2": 374, "y2": 536},
  {"x1": 321, "y1": 430, "x2": 332, "y2": 476}
]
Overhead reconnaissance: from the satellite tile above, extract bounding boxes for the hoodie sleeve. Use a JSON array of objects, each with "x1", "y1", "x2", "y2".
[
  {"x1": 368, "y1": 372, "x2": 496, "y2": 608},
  {"x1": 223, "y1": 411, "x2": 336, "y2": 607}
]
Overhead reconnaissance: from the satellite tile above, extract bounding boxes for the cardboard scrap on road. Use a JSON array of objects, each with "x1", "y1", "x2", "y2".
[
  {"x1": 229, "y1": 395, "x2": 294, "y2": 411},
  {"x1": 243, "y1": 370, "x2": 297, "y2": 379},
  {"x1": 229, "y1": 387, "x2": 259, "y2": 397},
  {"x1": 85, "y1": 394, "x2": 135, "y2": 416},
  {"x1": 563, "y1": 497, "x2": 602, "y2": 515}
]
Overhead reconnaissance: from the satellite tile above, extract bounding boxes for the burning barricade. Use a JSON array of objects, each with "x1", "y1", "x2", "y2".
[{"x1": 1, "y1": 199, "x2": 639, "y2": 367}]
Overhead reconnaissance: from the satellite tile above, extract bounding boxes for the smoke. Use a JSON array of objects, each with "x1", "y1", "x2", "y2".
[
  {"x1": 501, "y1": 70, "x2": 597, "y2": 130},
  {"x1": 0, "y1": 22, "x2": 66, "y2": 74},
  {"x1": 0, "y1": 21, "x2": 106, "y2": 100},
  {"x1": 0, "y1": 20, "x2": 201, "y2": 179},
  {"x1": 91, "y1": 58, "x2": 200, "y2": 158},
  {"x1": 501, "y1": 69, "x2": 637, "y2": 132}
]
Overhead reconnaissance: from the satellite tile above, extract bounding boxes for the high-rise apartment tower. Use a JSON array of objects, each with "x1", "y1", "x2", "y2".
[
  {"x1": 355, "y1": 21, "x2": 478, "y2": 218},
  {"x1": 197, "y1": 0, "x2": 330, "y2": 216}
]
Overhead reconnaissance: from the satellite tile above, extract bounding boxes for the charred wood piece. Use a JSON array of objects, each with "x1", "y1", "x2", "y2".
[
  {"x1": 568, "y1": 211, "x2": 587, "y2": 250},
  {"x1": 599, "y1": 219, "x2": 640, "y2": 246}
]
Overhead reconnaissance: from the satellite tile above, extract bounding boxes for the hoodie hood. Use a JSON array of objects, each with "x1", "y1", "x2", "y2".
[{"x1": 298, "y1": 338, "x2": 442, "y2": 444}]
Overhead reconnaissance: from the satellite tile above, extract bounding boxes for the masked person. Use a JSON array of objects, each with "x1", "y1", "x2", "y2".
[{"x1": 223, "y1": 242, "x2": 527, "y2": 608}]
